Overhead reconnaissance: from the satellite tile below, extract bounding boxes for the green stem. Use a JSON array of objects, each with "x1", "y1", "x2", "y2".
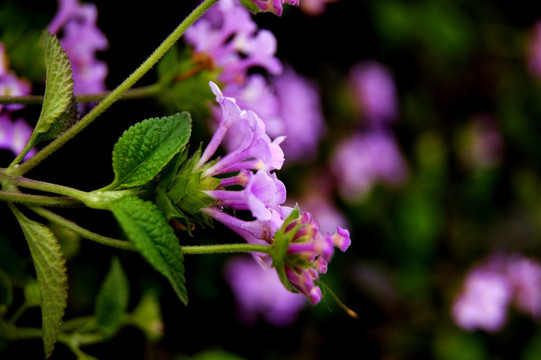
[
  {"x1": 30, "y1": 206, "x2": 136, "y2": 251},
  {"x1": 0, "y1": 190, "x2": 81, "y2": 207},
  {"x1": 7, "y1": 303, "x2": 28, "y2": 326},
  {"x1": 1, "y1": 173, "x2": 90, "y2": 201},
  {"x1": 13, "y1": 0, "x2": 219, "y2": 176},
  {"x1": 181, "y1": 243, "x2": 271, "y2": 255},
  {"x1": 0, "y1": 84, "x2": 161, "y2": 106}
]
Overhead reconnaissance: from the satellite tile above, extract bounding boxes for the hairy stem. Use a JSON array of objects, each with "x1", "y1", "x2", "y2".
[
  {"x1": 0, "y1": 172, "x2": 90, "y2": 201},
  {"x1": 181, "y1": 243, "x2": 271, "y2": 255},
  {"x1": 13, "y1": 0, "x2": 219, "y2": 176},
  {"x1": 0, "y1": 84, "x2": 161, "y2": 105},
  {"x1": 0, "y1": 190, "x2": 81, "y2": 207},
  {"x1": 30, "y1": 206, "x2": 136, "y2": 251}
]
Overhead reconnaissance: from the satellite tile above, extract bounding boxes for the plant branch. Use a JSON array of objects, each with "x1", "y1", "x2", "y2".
[
  {"x1": 181, "y1": 243, "x2": 271, "y2": 255},
  {"x1": 30, "y1": 206, "x2": 136, "y2": 251},
  {"x1": 14, "y1": 0, "x2": 219, "y2": 176},
  {"x1": 0, "y1": 171, "x2": 90, "y2": 201},
  {"x1": 0, "y1": 84, "x2": 162, "y2": 106},
  {"x1": 0, "y1": 190, "x2": 81, "y2": 207}
]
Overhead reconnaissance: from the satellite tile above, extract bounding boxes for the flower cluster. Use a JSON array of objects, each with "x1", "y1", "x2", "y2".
[
  {"x1": 331, "y1": 130, "x2": 408, "y2": 201},
  {"x1": 331, "y1": 61, "x2": 408, "y2": 201},
  {"x1": 452, "y1": 253, "x2": 541, "y2": 332},
  {"x1": 0, "y1": 43, "x2": 34, "y2": 158},
  {"x1": 185, "y1": 0, "x2": 326, "y2": 163},
  {"x1": 193, "y1": 82, "x2": 350, "y2": 306},
  {"x1": 48, "y1": 0, "x2": 108, "y2": 96}
]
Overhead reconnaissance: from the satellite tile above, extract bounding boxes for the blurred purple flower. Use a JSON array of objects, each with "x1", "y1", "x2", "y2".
[
  {"x1": 0, "y1": 44, "x2": 32, "y2": 113},
  {"x1": 452, "y1": 254, "x2": 541, "y2": 332},
  {"x1": 300, "y1": 0, "x2": 337, "y2": 16},
  {"x1": 350, "y1": 61, "x2": 399, "y2": 125},
  {"x1": 48, "y1": 0, "x2": 108, "y2": 96},
  {"x1": 506, "y1": 255, "x2": 541, "y2": 318},
  {"x1": 293, "y1": 171, "x2": 349, "y2": 235},
  {"x1": 452, "y1": 265, "x2": 512, "y2": 332},
  {"x1": 223, "y1": 74, "x2": 283, "y2": 138},
  {"x1": 0, "y1": 43, "x2": 35, "y2": 159},
  {"x1": 184, "y1": 0, "x2": 282, "y2": 86},
  {"x1": 0, "y1": 114, "x2": 36, "y2": 159},
  {"x1": 225, "y1": 255, "x2": 307, "y2": 327},
  {"x1": 331, "y1": 130, "x2": 408, "y2": 201},
  {"x1": 270, "y1": 66, "x2": 326, "y2": 162},
  {"x1": 528, "y1": 19, "x2": 541, "y2": 79}
]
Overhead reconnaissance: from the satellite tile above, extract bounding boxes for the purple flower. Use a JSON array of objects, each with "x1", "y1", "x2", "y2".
[
  {"x1": 0, "y1": 114, "x2": 36, "y2": 159},
  {"x1": 331, "y1": 130, "x2": 408, "y2": 201},
  {"x1": 0, "y1": 43, "x2": 8, "y2": 76},
  {"x1": 452, "y1": 254, "x2": 541, "y2": 332},
  {"x1": 275, "y1": 209, "x2": 351, "y2": 305},
  {"x1": 223, "y1": 74, "x2": 283, "y2": 136},
  {"x1": 198, "y1": 82, "x2": 285, "y2": 176},
  {"x1": 249, "y1": 0, "x2": 299, "y2": 16},
  {"x1": 194, "y1": 82, "x2": 351, "y2": 305},
  {"x1": 184, "y1": 0, "x2": 282, "y2": 86},
  {"x1": 48, "y1": 0, "x2": 108, "y2": 96},
  {"x1": 350, "y1": 61, "x2": 399, "y2": 124},
  {"x1": 223, "y1": 66, "x2": 326, "y2": 164},
  {"x1": 205, "y1": 169, "x2": 286, "y2": 221},
  {"x1": 528, "y1": 19, "x2": 541, "y2": 79},
  {"x1": 270, "y1": 66, "x2": 326, "y2": 162},
  {"x1": 299, "y1": 0, "x2": 337, "y2": 16},
  {"x1": 506, "y1": 255, "x2": 541, "y2": 318},
  {"x1": 0, "y1": 44, "x2": 32, "y2": 113},
  {"x1": 225, "y1": 255, "x2": 307, "y2": 327},
  {"x1": 292, "y1": 171, "x2": 349, "y2": 235},
  {"x1": 452, "y1": 267, "x2": 512, "y2": 332}
]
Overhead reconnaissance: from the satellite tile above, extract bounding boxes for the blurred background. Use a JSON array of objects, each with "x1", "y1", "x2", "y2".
[{"x1": 3, "y1": 0, "x2": 541, "y2": 359}]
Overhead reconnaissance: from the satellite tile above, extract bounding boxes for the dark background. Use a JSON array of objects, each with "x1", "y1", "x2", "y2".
[{"x1": 3, "y1": 0, "x2": 541, "y2": 359}]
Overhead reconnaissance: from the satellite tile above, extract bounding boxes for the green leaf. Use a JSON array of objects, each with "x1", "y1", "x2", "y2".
[
  {"x1": 95, "y1": 257, "x2": 129, "y2": 338},
  {"x1": 12, "y1": 207, "x2": 68, "y2": 358},
  {"x1": 130, "y1": 291, "x2": 163, "y2": 342},
  {"x1": 110, "y1": 112, "x2": 192, "y2": 189},
  {"x1": 30, "y1": 32, "x2": 78, "y2": 146},
  {"x1": 110, "y1": 195, "x2": 187, "y2": 304}
]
